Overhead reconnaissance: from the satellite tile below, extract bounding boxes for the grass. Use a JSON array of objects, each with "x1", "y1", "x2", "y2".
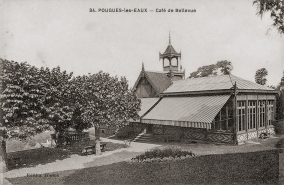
[
  {"x1": 7, "y1": 149, "x2": 280, "y2": 185},
  {"x1": 7, "y1": 147, "x2": 70, "y2": 170},
  {"x1": 276, "y1": 138, "x2": 284, "y2": 148},
  {"x1": 6, "y1": 135, "x2": 284, "y2": 184},
  {"x1": 6, "y1": 131, "x2": 54, "y2": 153},
  {"x1": 7, "y1": 141, "x2": 126, "y2": 170}
]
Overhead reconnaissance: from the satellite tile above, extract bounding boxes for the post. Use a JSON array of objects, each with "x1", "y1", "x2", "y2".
[
  {"x1": 226, "y1": 106, "x2": 228, "y2": 132},
  {"x1": 0, "y1": 128, "x2": 7, "y2": 175},
  {"x1": 95, "y1": 126, "x2": 101, "y2": 155},
  {"x1": 233, "y1": 82, "x2": 238, "y2": 145}
]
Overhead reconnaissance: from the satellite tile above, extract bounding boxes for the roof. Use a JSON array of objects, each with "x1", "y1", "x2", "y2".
[
  {"x1": 164, "y1": 75, "x2": 274, "y2": 93},
  {"x1": 130, "y1": 98, "x2": 160, "y2": 122},
  {"x1": 139, "y1": 98, "x2": 160, "y2": 116},
  {"x1": 133, "y1": 70, "x2": 173, "y2": 95},
  {"x1": 144, "y1": 71, "x2": 173, "y2": 94},
  {"x1": 142, "y1": 95, "x2": 231, "y2": 128},
  {"x1": 162, "y1": 45, "x2": 179, "y2": 55}
]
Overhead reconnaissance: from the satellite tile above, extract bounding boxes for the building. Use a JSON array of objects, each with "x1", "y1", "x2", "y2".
[{"x1": 125, "y1": 36, "x2": 279, "y2": 144}]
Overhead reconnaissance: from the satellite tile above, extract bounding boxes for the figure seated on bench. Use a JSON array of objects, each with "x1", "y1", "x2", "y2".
[{"x1": 81, "y1": 142, "x2": 107, "y2": 155}]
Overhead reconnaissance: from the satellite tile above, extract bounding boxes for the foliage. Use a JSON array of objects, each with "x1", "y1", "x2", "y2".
[
  {"x1": 276, "y1": 90, "x2": 284, "y2": 121},
  {"x1": 273, "y1": 120, "x2": 284, "y2": 134},
  {"x1": 1, "y1": 60, "x2": 49, "y2": 139},
  {"x1": 216, "y1": 60, "x2": 234, "y2": 75},
  {"x1": 79, "y1": 72, "x2": 141, "y2": 140},
  {"x1": 131, "y1": 146, "x2": 195, "y2": 163},
  {"x1": 1, "y1": 58, "x2": 141, "y2": 149},
  {"x1": 255, "y1": 68, "x2": 268, "y2": 85},
  {"x1": 189, "y1": 60, "x2": 233, "y2": 78},
  {"x1": 275, "y1": 138, "x2": 284, "y2": 148},
  {"x1": 253, "y1": 0, "x2": 284, "y2": 34}
]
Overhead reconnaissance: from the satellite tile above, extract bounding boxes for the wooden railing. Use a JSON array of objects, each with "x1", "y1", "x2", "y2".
[{"x1": 51, "y1": 131, "x2": 90, "y2": 146}]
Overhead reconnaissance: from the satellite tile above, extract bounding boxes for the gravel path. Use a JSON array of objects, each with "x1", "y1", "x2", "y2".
[{"x1": 4, "y1": 138, "x2": 160, "y2": 179}]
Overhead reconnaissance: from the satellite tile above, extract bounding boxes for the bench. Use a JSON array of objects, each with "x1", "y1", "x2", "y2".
[{"x1": 81, "y1": 142, "x2": 107, "y2": 155}]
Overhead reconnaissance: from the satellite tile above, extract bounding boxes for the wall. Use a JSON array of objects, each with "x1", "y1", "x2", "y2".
[
  {"x1": 151, "y1": 124, "x2": 235, "y2": 144},
  {"x1": 136, "y1": 77, "x2": 157, "y2": 98}
]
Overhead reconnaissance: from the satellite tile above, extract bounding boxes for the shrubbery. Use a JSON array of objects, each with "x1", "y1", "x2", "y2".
[
  {"x1": 275, "y1": 138, "x2": 284, "y2": 148},
  {"x1": 273, "y1": 120, "x2": 284, "y2": 134},
  {"x1": 131, "y1": 146, "x2": 196, "y2": 163}
]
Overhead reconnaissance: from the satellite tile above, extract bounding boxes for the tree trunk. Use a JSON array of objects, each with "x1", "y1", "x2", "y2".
[
  {"x1": 95, "y1": 126, "x2": 101, "y2": 155},
  {"x1": 0, "y1": 136, "x2": 7, "y2": 173}
]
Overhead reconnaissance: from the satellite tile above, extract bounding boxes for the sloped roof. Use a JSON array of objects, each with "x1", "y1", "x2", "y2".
[
  {"x1": 133, "y1": 70, "x2": 173, "y2": 95},
  {"x1": 142, "y1": 95, "x2": 230, "y2": 128},
  {"x1": 144, "y1": 71, "x2": 173, "y2": 94},
  {"x1": 163, "y1": 45, "x2": 179, "y2": 55},
  {"x1": 164, "y1": 75, "x2": 274, "y2": 93},
  {"x1": 139, "y1": 98, "x2": 160, "y2": 117}
]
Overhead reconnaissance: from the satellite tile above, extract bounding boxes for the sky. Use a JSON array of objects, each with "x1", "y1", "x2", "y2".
[{"x1": 1, "y1": 0, "x2": 283, "y2": 87}]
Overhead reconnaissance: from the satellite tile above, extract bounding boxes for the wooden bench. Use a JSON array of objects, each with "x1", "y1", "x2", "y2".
[
  {"x1": 7, "y1": 157, "x2": 22, "y2": 169},
  {"x1": 81, "y1": 142, "x2": 107, "y2": 155}
]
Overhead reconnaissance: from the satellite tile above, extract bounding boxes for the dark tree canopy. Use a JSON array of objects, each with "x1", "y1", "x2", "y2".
[
  {"x1": 0, "y1": 59, "x2": 141, "y2": 142},
  {"x1": 255, "y1": 68, "x2": 268, "y2": 85},
  {"x1": 253, "y1": 0, "x2": 284, "y2": 34},
  {"x1": 189, "y1": 60, "x2": 233, "y2": 78}
]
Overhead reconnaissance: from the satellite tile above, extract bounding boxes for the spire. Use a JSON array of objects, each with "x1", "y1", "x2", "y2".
[
  {"x1": 142, "y1": 62, "x2": 145, "y2": 72},
  {"x1": 169, "y1": 32, "x2": 171, "y2": 45}
]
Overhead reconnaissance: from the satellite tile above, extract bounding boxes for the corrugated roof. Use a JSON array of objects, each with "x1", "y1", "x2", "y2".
[
  {"x1": 139, "y1": 98, "x2": 160, "y2": 116},
  {"x1": 145, "y1": 71, "x2": 173, "y2": 94},
  {"x1": 164, "y1": 75, "x2": 273, "y2": 93},
  {"x1": 142, "y1": 95, "x2": 230, "y2": 124}
]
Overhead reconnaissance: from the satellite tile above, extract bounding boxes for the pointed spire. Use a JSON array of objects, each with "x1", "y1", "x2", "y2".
[
  {"x1": 169, "y1": 32, "x2": 171, "y2": 45},
  {"x1": 142, "y1": 62, "x2": 145, "y2": 72}
]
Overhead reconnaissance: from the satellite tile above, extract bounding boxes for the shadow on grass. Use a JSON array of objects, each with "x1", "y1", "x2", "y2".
[
  {"x1": 7, "y1": 147, "x2": 71, "y2": 170},
  {"x1": 7, "y1": 141, "x2": 127, "y2": 171}
]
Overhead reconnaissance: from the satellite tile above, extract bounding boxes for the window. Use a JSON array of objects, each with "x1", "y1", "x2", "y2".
[
  {"x1": 258, "y1": 100, "x2": 266, "y2": 128},
  {"x1": 171, "y1": 58, "x2": 178, "y2": 66},
  {"x1": 211, "y1": 105, "x2": 233, "y2": 132},
  {"x1": 237, "y1": 101, "x2": 246, "y2": 131},
  {"x1": 164, "y1": 59, "x2": 170, "y2": 67},
  {"x1": 267, "y1": 100, "x2": 274, "y2": 126},
  {"x1": 247, "y1": 101, "x2": 256, "y2": 130}
]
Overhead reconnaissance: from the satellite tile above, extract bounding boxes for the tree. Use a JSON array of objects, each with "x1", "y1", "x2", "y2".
[
  {"x1": 189, "y1": 60, "x2": 233, "y2": 78},
  {"x1": 255, "y1": 68, "x2": 268, "y2": 85},
  {"x1": 40, "y1": 66, "x2": 76, "y2": 146},
  {"x1": 80, "y1": 72, "x2": 140, "y2": 155},
  {"x1": 216, "y1": 60, "x2": 233, "y2": 75},
  {"x1": 253, "y1": 0, "x2": 284, "y2": 34}
]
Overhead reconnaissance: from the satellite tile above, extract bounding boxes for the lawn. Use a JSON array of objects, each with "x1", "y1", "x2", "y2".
[
  {"x1": 7, "y1": 149, "x2": 280, "y2": 185},
  {"x1": 6, "y1": 135, "x2": 284, "y2": 184},
  {"x1": 7, "y1": 140, "x2": 126, "y2": 170}
]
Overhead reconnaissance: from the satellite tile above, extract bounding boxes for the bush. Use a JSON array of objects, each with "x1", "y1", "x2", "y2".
[
  {"x1": 131, "y1": 146, "x2": 195, "y2": 163},
  {"x1": 275, "y1": 138, "x2": 284, "y2": 148},
  {"x1": 273, "y1": 120, "x2": 284, "y2": 134}
]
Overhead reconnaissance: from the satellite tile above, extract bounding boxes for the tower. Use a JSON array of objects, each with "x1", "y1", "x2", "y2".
[{"x1": 159, "y1": 33, "x2": 185, "y2": 80}]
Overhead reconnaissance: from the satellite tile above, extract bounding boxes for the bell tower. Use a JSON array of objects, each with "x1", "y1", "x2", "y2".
[{"x1": 159, "y1": 33, "x2": 185, "y2": 80}]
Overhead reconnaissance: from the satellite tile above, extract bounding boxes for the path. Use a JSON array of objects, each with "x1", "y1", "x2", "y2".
[{"x1": 4, "y1": 138, "x2": 160, "y2": 179}]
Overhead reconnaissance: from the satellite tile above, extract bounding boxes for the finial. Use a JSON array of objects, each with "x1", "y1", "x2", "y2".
[
  {"x1": 169, "y1": 32, "x2": 171, "y2": 45},
  {"x1": 142, "y1": 62, "x2": 145, "y2": 71}
]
